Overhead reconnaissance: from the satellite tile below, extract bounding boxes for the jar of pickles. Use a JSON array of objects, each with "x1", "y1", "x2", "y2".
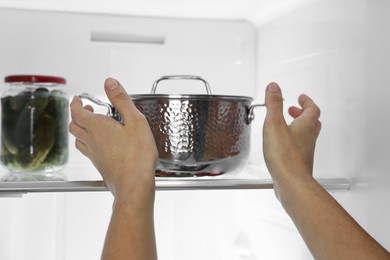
[{"x1": 1, "y1": 75, "x2": 69, "y2": 180}]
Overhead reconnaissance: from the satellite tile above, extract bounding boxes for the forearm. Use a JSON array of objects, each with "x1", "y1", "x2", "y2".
[
  {"x1": 101, "y1": 181, "x2": 157, "y2": 260},
  {"x1": 274, "y1": 172, "x2": 389, "y2": 260}
]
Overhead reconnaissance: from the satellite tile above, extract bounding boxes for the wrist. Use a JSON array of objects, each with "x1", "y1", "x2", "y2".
[
  {"x1": 108, "y1": 168, "x2": 156, "y2": 209},
  {"x1": 269, "y1": 162, "x2": 315, "y2": 191}
]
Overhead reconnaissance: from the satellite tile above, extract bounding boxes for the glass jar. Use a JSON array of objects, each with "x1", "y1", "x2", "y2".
[{"x1": 1, "y1": 75, "x2": 69, "y2": 181}]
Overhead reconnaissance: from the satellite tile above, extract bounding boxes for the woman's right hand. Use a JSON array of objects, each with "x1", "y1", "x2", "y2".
[
  {"x1": 262, "y1": 82, "x2": 321, "y2": 186},
  {"x1": 262, "y1": 82, "x2": 390, "y2": 260}
]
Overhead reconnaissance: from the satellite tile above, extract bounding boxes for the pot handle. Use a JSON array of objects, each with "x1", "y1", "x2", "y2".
[
  {"x1": 247, "y1": 104, "x2": 266, "y2": 124},
  {"x1": 151, "y1": 75, "x2": 212, "y2": 94},
  {"x1": 78, "y1": 93, "x2": 122, "y2": 122}
]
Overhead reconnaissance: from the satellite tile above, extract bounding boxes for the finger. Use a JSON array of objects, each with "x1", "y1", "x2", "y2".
[
  {"x1": 70, "y1": 95, "x2": 83, "y2": 110},
  {"x1": 264, "y1": 82, "x2": 286, "y2": 126},
  {"x1": 104, "y1": 78, "x2": 141, "y2": 124},
  {"x1": 315, "y1": 120, "x2": 322, "y2": 138},
  {"x1": 298, "y1": 94, "x2": 321, "y2": 121},
  {"x1": 288, "y1": 106, "x2": 303, "y2": 119},
  {"x1": 83, "y1": 104, "x2": 94, "y2": 112},
  {"x1": 69, "y1": 121, "x2": 88, "y2": 143},
  {"x1": 70, "y1": 96, "x2": 93, "y2": 129},
  {"x1": 74, "y1": 139, "x2": 89, "y2": 158},
  {"x1": 295, "y1": 94, "x2": 322, "y2": 139}
]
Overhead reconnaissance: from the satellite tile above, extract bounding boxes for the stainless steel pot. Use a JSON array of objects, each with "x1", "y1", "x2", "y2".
[{"x1": 80, "y1": 75, "x2": 264, "y2": 176}]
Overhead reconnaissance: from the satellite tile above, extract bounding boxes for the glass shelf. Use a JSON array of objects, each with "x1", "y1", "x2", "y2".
[
  {"x1": 0, "y1": 164, "x2": 350, "y2": 197},
  {"x1": 0, "y1": 177, "x2": 350, "y2": 197}
]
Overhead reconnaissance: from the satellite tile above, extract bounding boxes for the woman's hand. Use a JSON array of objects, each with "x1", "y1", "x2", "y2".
[
  {"x1": 262, "y1": 82, "x2": 321, "y2": 185},
  {"x1": 262, "y1": 82, "x2": 390, "y2": 259},
  {"x1": 69, "y1": 78, "x2": 158, "y2": 199}
]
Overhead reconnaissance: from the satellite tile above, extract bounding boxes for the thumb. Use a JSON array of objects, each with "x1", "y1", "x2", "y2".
[
  {"x1": 264, "y1": 82, "x2": 285, "y2": 125},
  {"x1": 104, "y1": 78, "x2": 139, "y2": 123}
]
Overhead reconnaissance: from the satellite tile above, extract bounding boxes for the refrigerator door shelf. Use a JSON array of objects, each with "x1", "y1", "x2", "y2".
[{"x1": 0, "y1": 177, "x2": 350, "y2": 197}]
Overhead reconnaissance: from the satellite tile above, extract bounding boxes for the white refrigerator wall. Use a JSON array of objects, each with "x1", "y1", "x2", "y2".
[
  {"x1": 253, "y1": 0, "x2": 390, "y2": 252},
  {"x1": 0, "y1": 0, "x2": 389, "y2": 259},
  {"x1": 252, "y1": 0, "x2": 390, "y2": 251}
]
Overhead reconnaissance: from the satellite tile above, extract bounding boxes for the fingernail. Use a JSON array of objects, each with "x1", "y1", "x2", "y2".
[
  {"x1": 106, "y1": 78, "x2": 119, "y2": 91},
  {"x1": 267, "y1": 83, "x2": 280, "y2": 93}
]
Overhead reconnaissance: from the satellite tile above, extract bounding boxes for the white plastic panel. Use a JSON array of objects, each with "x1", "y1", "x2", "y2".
[{"x1": 0, "y1": 194, "x2": 61, "y2": 260}]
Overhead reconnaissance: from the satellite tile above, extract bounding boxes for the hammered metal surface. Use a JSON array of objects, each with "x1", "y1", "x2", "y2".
[{"x1": 133, "y1": 96, "x2": 252, "y2": 173}]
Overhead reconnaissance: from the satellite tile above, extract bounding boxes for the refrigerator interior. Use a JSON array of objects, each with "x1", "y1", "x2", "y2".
[{"x1": 0, "y1": 0, "x2": 389, "y2": 259}]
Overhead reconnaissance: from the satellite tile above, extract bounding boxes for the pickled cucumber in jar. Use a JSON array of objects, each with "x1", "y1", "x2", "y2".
[{"x1": 1, "y1": 75, "x2": 69, "y2": 174}]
